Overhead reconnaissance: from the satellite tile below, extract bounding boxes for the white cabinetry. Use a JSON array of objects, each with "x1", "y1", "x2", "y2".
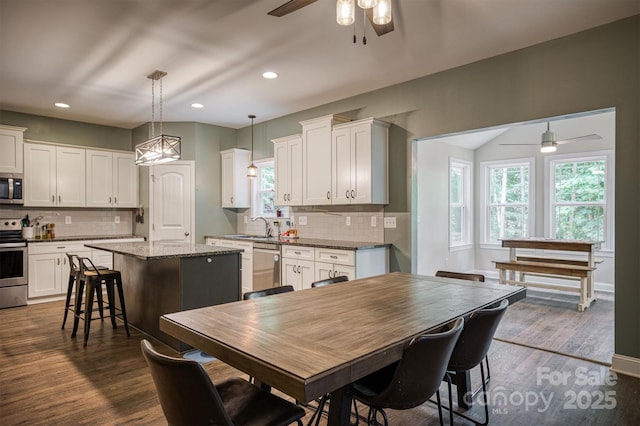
[
  {"x1": 24, "y1": 143, "x2": 86, "y2": 207},
  {"x1": 86, "y1": 150, "x2": 138, "y2": 208},
  {"x1": 0, "y1": 124, "x2": 26, "y2": 173},
  {"x1": 90, "y1": 237, "x2": 144, "y2": 269},
  {"x1": 314, "y1": 248, "x2": 356, "y2": 281},
  {"x1": 272, "y1": 134, "x2": 303, "y2": 206},
  {"x1": 28, "y1": 242, "x2": 91, "y2": 298},
  {"x1": 332, "y1": 118, "x2": 389, "y2": 205},
  {"x1": 301, "y1": 115, "x2": 350, "y2": 206},
  {"x1": 281, "y1": 245, "x2": 316, "y2": 290},
  {"x1": 220, "y1": 149, "x2": 250, "y2": 208},
  {"x1": 205, "y1": 238, "x2": 253, "y2": 295}
]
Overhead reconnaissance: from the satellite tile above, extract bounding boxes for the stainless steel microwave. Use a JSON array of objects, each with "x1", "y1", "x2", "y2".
[{"x1": 0, "y1": 173, "x2": 24, "y2": 204}]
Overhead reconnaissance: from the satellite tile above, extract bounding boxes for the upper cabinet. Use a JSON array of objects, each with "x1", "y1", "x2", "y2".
[
  {"x1": 0, "y1": 124, "x2": 26, "y2": 173},
  {"x1": 332, "y1": 118, "x2": 389, "y2": 205},
  {"x1": 220, "y1": 148, "x2": 250, "y2": 208},
  {"x1": 24, "y1": 143, "x2": 86, "y2": 207},
  {"x1": 301, "y1": 115, "x2": 350, "y2": 205},
  {"x1": 86, "y1": 150, "x2": 138, "y2": 208},
  {"x1": 273, "y1": 134, "x2": 303, "y2": 206}
]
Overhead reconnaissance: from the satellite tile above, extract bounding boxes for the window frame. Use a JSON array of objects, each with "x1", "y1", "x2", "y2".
[
  {"x1": 250, "y1": 158, "x2": 276, "y2": 219},
  {"x1": 544, "y1": 150, "x2": 614, "y2": 251},
  {"x1": 449, "y1": 158, "x2": 473, "y2": 251},
  {"x1": 480, "y1": 157, "x2": 535, "y2": 247}
]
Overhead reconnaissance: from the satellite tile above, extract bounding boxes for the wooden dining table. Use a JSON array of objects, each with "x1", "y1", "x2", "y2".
[{"x1": 160, "y1": 272, "x2": 526, "y2": 425}]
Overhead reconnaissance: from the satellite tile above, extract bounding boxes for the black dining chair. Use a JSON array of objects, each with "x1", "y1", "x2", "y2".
[
  {"x1": 141, "y1": 339, "x2": 306, "y2": 426},
  {"x1": 243, "y1": 285, "x2": 295, "y2": 300},
  {"x1": 351, "y1": 317, "x2": 464, "y2": 426},
  {"x1": 444, "y1": 299, "x2": 509, "y2": 426},
  {"x1": 435, "y1": 270, "x2": 492, "y2": 386},
  {"x1": 311, "y1": 275, "x2": 349, "y2": 288}
]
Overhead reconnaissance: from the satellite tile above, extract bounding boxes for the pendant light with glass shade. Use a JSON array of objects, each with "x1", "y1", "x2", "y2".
[
  {"x1": 336, "y1": 0, "x2": 393, "y2": 44},
  {"x1": 247, "y1": 114, "x2": 258, "y2": 178}
]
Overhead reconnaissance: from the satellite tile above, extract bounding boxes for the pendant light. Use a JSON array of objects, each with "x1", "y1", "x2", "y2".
[
  {"x1": 373, "y1": 0, "x2": 392, "y2": 25},
  {"x1": 336, "y1": 0, "x2": 355, "y2": 26},
  {"x1": 135, "y1": 70, "x2": 181, "y2": 166},
  {"x1": 247, "y1": 114, "x2": 258, "y2": 178}
]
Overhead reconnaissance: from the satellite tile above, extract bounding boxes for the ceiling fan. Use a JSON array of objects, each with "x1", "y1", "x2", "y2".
[
  {"x1": 268, "y1": 0, "x2": 395, "y2": 39},
  {"x1": 500, "y1": 122, "x2": 602, "y2": 153}
]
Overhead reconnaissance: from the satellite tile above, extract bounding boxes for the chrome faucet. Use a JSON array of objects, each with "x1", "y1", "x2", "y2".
[{"x1": 251, "y1": 216, "x2": 271, "y2": 237}]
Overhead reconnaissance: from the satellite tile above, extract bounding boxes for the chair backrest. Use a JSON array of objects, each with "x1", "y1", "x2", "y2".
[
  {"x1": 311, "y1": 275, "x2": 349, "y2": 288},
  {"x1": 435, "y1": 270, "x2": 485, "y2": 282},
  {"x1": 362, "y1": 317, "x2": 464, "y2": 410},
  {"x1": 447, "y1": 299, "x2": 509, "y2": 372},
  {"x1": 243, "y1": 285, "x2": 295, "y2": 300},
  {"x1": 66, "y1": 253, "x2": 80, "y2": 275},
  {"x1": 141, "y1": 339, "x2": 233, "y2": 426}
]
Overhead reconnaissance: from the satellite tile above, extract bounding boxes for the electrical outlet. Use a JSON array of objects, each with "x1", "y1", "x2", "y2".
[
  {"x1": 64, "y1": 216, "x2": 71, "y2": 224},
  {"x1": 346, "y1": 216, "x2": 351, "y2": 226},
  {"x1": 383, "y1": 217, "x2": 397, "y2": 228},
  {"x1": 298, "y1": 216, "x2": 307, "y2": 225},
  {"x1": 371, "y1": 216, "x2": 377, "y2": 227},
  {"x1": 115, "y1": 216, "x2": 120, "y2": 224}
]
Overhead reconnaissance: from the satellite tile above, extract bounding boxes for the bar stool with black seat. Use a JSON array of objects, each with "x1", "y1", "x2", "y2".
[
  {"x1": 61, "y1": 253, "x2": 107, "y2": 330},
  {"x1": 243, "y1": 285, "x2": 295, "y2": 300},
  {"x1": 71, "y1": 257, "x2": 130, "y2": 346},
  {"x1": 310, "y1": 275, "x2": 349, "y2": 288}
]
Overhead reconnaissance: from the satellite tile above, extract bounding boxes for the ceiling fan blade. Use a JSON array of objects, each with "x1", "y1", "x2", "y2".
[
  {"x1": 267, "y1": 0, "x2": 319, "y2": 17},
  {"x1": 499, "y1": 143, "x2": 538, "y2": 146},
  {"x1": 365, "y1": 8, "x2": 395, "y2": 36},
  {"x1": 556, "y1": 134, "x2": 603, "y2": 144}
]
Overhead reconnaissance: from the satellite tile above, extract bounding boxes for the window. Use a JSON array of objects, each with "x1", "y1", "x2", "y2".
[
  {"x1": 481, "y1": 158, "x2": 534, "y2": 244},
  {"x1": 546, "y1": 151, "x2": 613, "y2": 249},
  {"x1": 449, "y1": 158, "x2": 472, "y2": 248},
  {"x1": 251, "y1": 159, "x2": 276, "y2": 218}
]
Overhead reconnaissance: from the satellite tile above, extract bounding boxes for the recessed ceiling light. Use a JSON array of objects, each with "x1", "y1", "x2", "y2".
[
  {"x1": 191, "y1": 103, "x2": 204, "y2": 109},
  {"x1": 262, "y1": 71, "x2": 278, "y2": 79},
  {"x1": 54, "y1": 102, "x2": 70, "y2": 108}
]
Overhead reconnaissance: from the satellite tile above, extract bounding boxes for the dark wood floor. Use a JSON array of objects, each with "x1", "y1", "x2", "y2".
[{"x1": 1, "y1": 299, "x2": 638, "y2": 425}]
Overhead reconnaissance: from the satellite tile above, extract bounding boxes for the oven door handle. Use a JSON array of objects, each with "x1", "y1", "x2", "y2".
[{"x1": 0, "y1": 242, "x2": 27, "y2": 248}]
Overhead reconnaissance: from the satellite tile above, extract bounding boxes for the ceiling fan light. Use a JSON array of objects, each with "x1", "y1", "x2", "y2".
[
  {"x1": 357, "y1": 0, "x2": 377, "y2": 9},
  {"x1": 372, "y1": 0, "x2": 392, "y2": 25},
  {"x1": 336, "y1": 0, "x2": 355, "y2": 26}
]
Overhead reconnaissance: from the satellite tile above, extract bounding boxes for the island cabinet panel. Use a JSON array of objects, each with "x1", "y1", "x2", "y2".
[{"x1": 115, "y1": 251, "x2": 241, "y2": 351}]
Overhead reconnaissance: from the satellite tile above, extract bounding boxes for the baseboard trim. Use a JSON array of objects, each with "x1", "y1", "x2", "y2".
[{"x1": 611, "y1": 354, "x2": 640, "y2": 378}]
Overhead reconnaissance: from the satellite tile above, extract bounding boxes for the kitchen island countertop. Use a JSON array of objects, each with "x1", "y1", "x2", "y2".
[
  {"x1": 85, "y1": 241, "x2": 242, "y2": 260},
  {"x1": 204, "y1": 235, "x2": 390, "y2": 250}
]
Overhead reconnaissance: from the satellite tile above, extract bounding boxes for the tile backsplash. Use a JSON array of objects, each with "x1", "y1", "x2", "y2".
[
  {"x1": 237, "y1": 206, "x2": 385, "y2": 243},
  {"x1": 0, "y1": 207, "x2": 134, "y2": 237}
]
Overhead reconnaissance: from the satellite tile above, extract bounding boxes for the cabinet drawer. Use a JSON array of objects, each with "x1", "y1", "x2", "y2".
[
  {"x1": 220, "y1": 240, "x2": 253, "y2": 254},
  {"x1": 315, "y1": 248, "x2": 355, "y2": 266},
  {"x1": 28, "y1": 241, "x2": 89, "y2": 255},
  {"x1": 282, "y1": 245, "x2": 315, "y2": 260}
]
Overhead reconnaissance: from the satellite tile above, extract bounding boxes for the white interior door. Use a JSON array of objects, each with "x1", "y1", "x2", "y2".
[{"x1": 150, "y1": 161, "x2": 195, "y2": 242}]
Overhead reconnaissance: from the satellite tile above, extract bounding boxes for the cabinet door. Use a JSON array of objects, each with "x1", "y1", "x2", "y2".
[
  {"x1": 281, "y1": 258, "x2": 301, "y2": 290},
  {"x1": 274, "y1": 141, "x2": 290, "y2": 205},
  {"x1": 86, "y1": 150, "x2": 113, "y2": 207},
  {"x1": 241, "y1": 253, "x2": 253, "y2": 295},
  {"x1": 92, "y1": 249, "x2": 114, "y2": 269},
  {"x1": 334, "y1": 265, "x2": 356, "y2": 281},
  {"x1": 315, "y1": 261, "x2": 334, "y2": 282},
  {"x1": 56, "y1": 146, "x2": 86, "y2": 207},
  {"x1": 0, "y1": 125, "x2": 25, "y2": 173},
  {"x1": 113, "y1": 152, "x2": 138, "y2": 207},
  {"x1": 28, "y1": 253, "x2": 61, "y2": 297},
  {"x1": 351, "y1": 122, "x2": 373, "y2": 204},
  {"x1": 220, "y1": 151, "x2": 234, "y2": 207},
  {"x1": 332, "y1": 127, "x2": 352, "y2": 205},
  {"x1": 288, "y1": 137, "x2": 304, "y2": 206},
  {"x1": 24, "y1": 143, "x2": 56, "y2": 206},
  {"x1": 298, "y1": 259, "x2": 315, "y2": 290},
  {"x1": 302, "y1": 120, "x2": 333, "y2": 205}
]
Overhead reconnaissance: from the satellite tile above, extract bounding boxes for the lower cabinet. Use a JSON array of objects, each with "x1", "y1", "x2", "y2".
[
  {"x1": 281, "y1": 246, "x2": 316, "y2": 290},
  {"x1": 205, "y1": 238, "x2": 253, "y2": 295},
  {"x1": 28, "y1": 242, "x2": 90, "y2": 298},
  {"x1": 314, "y1": 247, "x2": 356, "y2": 281}
]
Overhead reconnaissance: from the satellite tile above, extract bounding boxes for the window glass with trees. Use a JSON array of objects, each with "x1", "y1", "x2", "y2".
[{"x1": 252, "y1": 159, "x2": 276, "y2": 218}]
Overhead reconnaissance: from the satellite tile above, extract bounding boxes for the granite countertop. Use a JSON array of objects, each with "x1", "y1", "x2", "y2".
[
  {"x1": 204, "y1": 234, "x2": 390, "y2": 250},
  {"x1": 85, "y1": 241, "x2": 242, "y2": 260},
  {"x1": 27, "y1": 235, "x2": 145, "y2": 243}
]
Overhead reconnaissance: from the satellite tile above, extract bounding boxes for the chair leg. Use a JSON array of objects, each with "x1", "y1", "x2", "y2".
[
  {"x1": 106, "y1": 279, "x2": 117, "y2": 329},
  {"x1": 83, "y1": 280, "x2": 96, "y2": 346},
  {"x1": 115, "y1": 277, "x2": 130, "y2": 336},
  {"x1": 61, "y1": 274, "x2": 75, "y2": 329},
  {"x1": 71, "y1": 279, "x2": 85, "y2": 338},
  {"x1": 442, "y1": 366, "x2": 490, "y2": 426},
  {"x1": 435, "y1": 389, "x2": 444, "y2": 426}
]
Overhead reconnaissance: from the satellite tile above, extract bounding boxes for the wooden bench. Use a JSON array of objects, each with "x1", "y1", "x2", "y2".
[{"x1": 493, "y1": 260, "x2": 595, "y2": 311}]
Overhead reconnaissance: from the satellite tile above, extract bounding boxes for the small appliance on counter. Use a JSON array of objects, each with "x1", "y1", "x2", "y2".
[{"x1": 0, "y1": 218, "x2": 28, "y2": 308}]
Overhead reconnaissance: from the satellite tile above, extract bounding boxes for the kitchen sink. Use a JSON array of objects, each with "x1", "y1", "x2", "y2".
[{"x1": 223, "y1": 234, "x2": 279, "y2": 242}]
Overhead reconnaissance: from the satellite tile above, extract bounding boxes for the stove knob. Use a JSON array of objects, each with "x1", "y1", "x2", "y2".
[{"x1": 3, "y1": 221, "x2": 8, "y2": 226}]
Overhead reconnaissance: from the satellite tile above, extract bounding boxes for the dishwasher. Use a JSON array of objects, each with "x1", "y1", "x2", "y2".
[{"x1": 252, "y1": 242, "x2": 281, "y2": 291}]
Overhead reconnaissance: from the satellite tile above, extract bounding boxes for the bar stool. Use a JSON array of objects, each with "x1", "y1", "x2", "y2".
[
  {"x1": 71, "y1": 257, "x2": 130, "y2": 346},
  {"x1": 61, "y1": 253, "x2": 106, "y2": 329}
]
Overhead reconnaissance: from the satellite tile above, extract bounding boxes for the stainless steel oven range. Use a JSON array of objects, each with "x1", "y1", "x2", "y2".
[{"x1": 0, "y1": 218, "x2": 28, "y2": 308}]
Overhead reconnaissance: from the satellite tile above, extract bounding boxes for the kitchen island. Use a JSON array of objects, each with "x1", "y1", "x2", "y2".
[{"x1": 85, "y1": 241, "x2": 242, "y2": 351}]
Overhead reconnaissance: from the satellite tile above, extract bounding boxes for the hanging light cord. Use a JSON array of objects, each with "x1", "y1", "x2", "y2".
[
  {"x1": 150, "y1": 78, "x2": 155, "y2": 137},
  {"x1": 159, "y1": 76, "x2": 163, "y2": 136}
]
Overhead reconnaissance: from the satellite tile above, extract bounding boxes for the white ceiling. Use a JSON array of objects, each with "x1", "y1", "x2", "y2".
[{"x1": 0, "y1": 0, "x2": 638, "y2": 129}]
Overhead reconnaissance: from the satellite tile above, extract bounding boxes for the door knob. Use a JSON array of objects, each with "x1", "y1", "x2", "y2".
[{"x1": 185, "y1": 232, "x2": 190, "y2": 236}]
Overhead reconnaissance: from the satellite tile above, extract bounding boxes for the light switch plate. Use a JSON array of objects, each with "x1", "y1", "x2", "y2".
[
  {"x1": 383, "y1": 217, "x2": 397, "y2": 228},
  {"x1": 371, "y1": 216, "x2": 377, "y2": 227},
  {"x1": 64, "y1": 216, "x2": 71, "y2": 224},
  {"x1": 346, "y1": 216, "x2": 351, "y2": 226},
  {"x1": 115, "y1": 216, "x2": 120, "y2": 224}
]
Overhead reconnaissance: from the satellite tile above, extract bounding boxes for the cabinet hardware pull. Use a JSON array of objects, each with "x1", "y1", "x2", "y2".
[
  {"x1": 114, "y1": 197, "x2": 117, "y2": 204},
  {"x1": 231, "y1": 196, "x2": 234, "y2": 204},
  {"x1": 185, "y1": 232, "x2": 190, "y2": 236},
  {"x1": 327, "y1": 191, "x2": 330, "y2": 199},
  {"x1": 334, "y1": 270, "x2": 338, "y2": 277},
  {"x1": 284, "y1": 194, "x2": 287, "y2": 201},
  {"x1": 328, "y1": 270, "x2": 333, "y2": 278},
  {"x1": 351, "y1": 190, "x2": 355, "y2": 199},
  {"x1": 109, "y1": 197, "x2": 112, "y2": 204},
  {"x1": 57, "y1": 258, "x2": 60, "y2": 265},
  {"x1": 52, "y1": 195, "x2": 55, "y2": 202},
  {"x1": 59, "y1": 195, "x2": 61, "y2": 203},
  {"x1": 293, "y1": 265, "x2": 297, "y2": 274},
  {"x1": 330, "y1": 255, "x2": 338, "y2": 259},
  {"x1": 297, "y1": 265, "x2": 301, "y2": 273},
  {"x1": 294, "y1": 251, "x2": 301, "y2": 255},
  {"x1": 346, "y1": 190, "x2": 349, "y2": 198}
]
